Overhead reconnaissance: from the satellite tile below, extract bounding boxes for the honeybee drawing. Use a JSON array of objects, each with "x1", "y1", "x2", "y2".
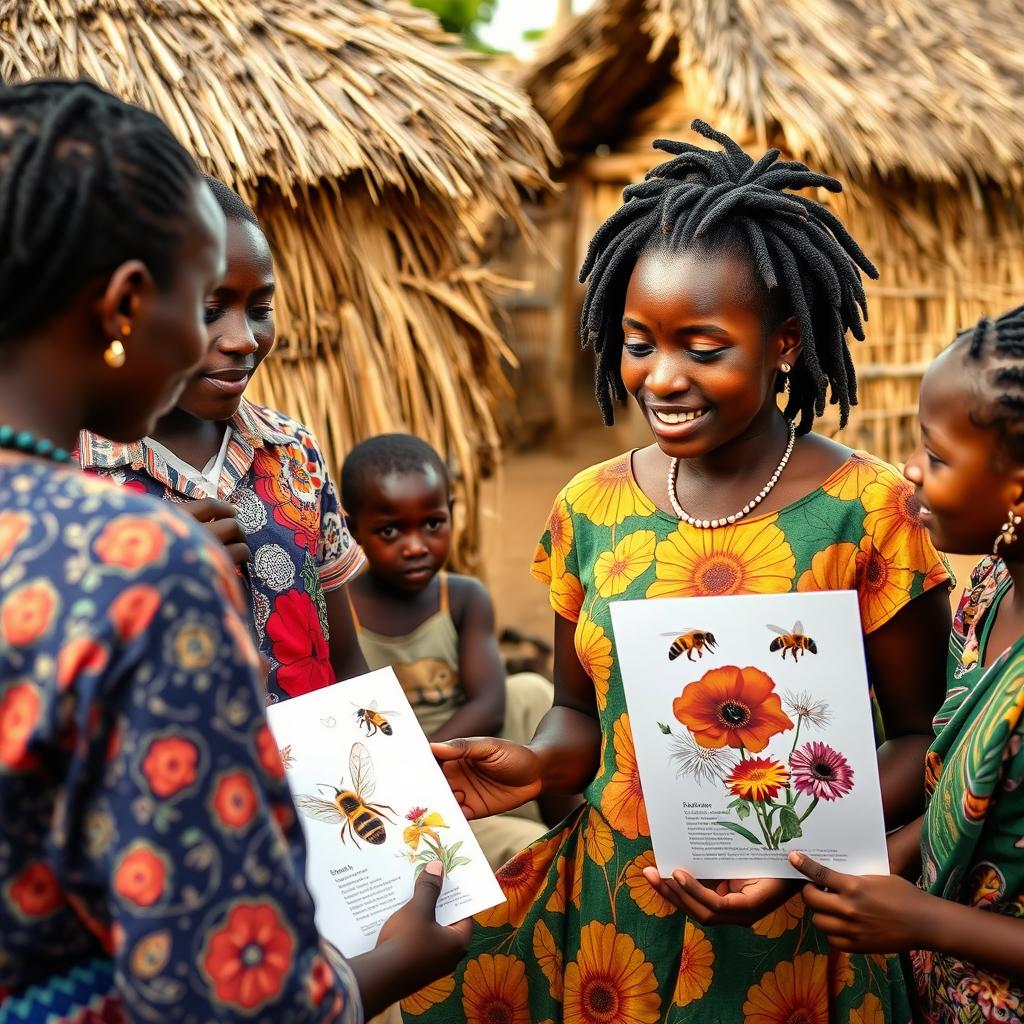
[
  {"x1": 352, "y1": 701, "x2": 396, "y2": 738},
  {"x1": 294, "y1": 742, "x2": 396, "y2": 847},
  {"x1": 767, "y1": 621, "x2": 818, "y2": 660},
  {"x1": 660, "y1": 629, "x2": 717, "y2": 662}
]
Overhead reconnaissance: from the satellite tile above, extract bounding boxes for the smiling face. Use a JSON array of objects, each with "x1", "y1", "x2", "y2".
[
  {"x1": 619, "y1": 242, "x2": 798, "y2": 459},
  {"x1": 903, "y1": 342, "x2": 1024, "y2": 556},
  {"x1": 174, "y1": 218, "x2": 275, "y2": 422},
  {"x1": 348, "y1": 466, "x2": 452, "y2": 593}
]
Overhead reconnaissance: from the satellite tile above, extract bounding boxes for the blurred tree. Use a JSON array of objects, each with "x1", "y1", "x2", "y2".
[{"x1": 411, "y1": 0, "x2": 498, "y2": 49}]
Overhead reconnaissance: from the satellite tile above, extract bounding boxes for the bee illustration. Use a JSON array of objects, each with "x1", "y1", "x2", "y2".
[
  {"x1": 294, "y1": 743, "x2": 396, "y2": 847},
  {"x1": 279, "y1": 745, "x2": 296, "y2": 770},
  {"x1": 767, "y1": 621, "x2": 818, "y2": 660},
  {"x1": 352, "y1": 701, "x2": 395, "y2": 738},
  {"x1": 660, "y1": 629, "x2": 717, "y2": 661}
]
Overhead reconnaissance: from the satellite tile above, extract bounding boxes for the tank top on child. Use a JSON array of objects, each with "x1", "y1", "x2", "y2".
[{"x1": 349, "y1": 572, "x2": 463, "y2": 736}]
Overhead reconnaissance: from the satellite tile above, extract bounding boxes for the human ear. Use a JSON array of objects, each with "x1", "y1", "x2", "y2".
[
  {"x1": 95, "y1": 260, "x2": 154, "y2": 357},
  {"x1": 774, "y1": 315, "x2": 802, "y2": 371}
]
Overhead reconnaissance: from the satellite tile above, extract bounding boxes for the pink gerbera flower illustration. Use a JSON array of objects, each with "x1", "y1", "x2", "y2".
[{"x1": 790, "y1": 741, "x2": 854, "y2": 801}]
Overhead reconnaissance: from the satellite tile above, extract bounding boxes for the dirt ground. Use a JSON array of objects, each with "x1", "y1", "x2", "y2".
[{"x1": 483, "y1": 422, "x2": 976, "y2": 655}]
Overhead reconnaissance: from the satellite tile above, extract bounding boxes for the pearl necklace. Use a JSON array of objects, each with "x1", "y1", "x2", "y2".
[{"x1": 667, "y1": 422, "x2": 796, "y2": 528}]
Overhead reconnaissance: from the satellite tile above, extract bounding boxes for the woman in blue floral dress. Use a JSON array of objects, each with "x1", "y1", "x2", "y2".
[{"x1": 0, "y1": 80, "x2": 467, "y2": 1022}]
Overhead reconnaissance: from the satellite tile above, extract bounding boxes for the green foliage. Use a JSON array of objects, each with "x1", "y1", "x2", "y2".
[{"x1": 411, "y1": 0, "x2": 496, "y2": 37}]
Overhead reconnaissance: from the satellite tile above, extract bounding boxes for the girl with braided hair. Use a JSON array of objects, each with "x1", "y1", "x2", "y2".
[
  {"x1": 791, "y1": 305, "x2": 1024, "y2": 1021},
  {"x1": 409, "y1": 122, "x2": 952, "y2": 1022}
]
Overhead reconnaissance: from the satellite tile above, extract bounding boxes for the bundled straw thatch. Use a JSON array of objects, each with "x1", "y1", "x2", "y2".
[
  {"x1": 512, "y1": 0, "x2": 1024, "y2": 461},
  {"x1": 0, "y1": 0, "x2": 556, "y2": 568}
]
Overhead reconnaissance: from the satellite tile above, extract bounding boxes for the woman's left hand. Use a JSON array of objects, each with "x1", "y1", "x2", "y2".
[
  {"x1": 789, "y1": 852, "x2": 938, "y2": 953},
  {"x1": 642, "y1": 867, "x2": 799, "y2": 926}
]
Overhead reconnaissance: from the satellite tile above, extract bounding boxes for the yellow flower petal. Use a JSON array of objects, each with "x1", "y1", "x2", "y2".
[{"x1": 594, "y1": 530, "x2": 656, "y2": 597}]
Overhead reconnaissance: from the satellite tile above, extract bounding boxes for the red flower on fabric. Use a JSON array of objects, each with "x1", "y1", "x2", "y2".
[
  {"x1": 1, "y1": 579, "x2": 58, "y2": 646},
  {"x1": 211, "y1": 771, "x2": 259, "y2": 831},
  {"x1": 202, "y1": 902, "x2": 295, "y2": 1011},
  {"x1": 265, "y1": 590, "x2": 332, "y2": 697},
  {"x1": 108, "y1": 585, "x2": 161, "y2": 643},
  {"x1": 0, "y1": 682, "x2": 41, "y2": 770},
  {"x1": 141, "y1": 736, "x2": 199, "y2": 798},
  {"x1": 94, "y1": 516, "x2": 167, "y2": 570},
  {"x1": 8, "y1": 863, "x2": 64, "y2": 918},
  {"x1": 114, "y1": 845, "x2": 167, "y2": 907},
  {"x1": 56, "y1": 637, "x2": 108, "y2": 690},
  {"x1": 255, "y1": 725, "x2": 286, "y2": 781}
]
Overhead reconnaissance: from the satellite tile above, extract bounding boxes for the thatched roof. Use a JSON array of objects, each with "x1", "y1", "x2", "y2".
[
  {"x1": 525, "y1": 0, "x2": 1024, "y2": 188},
  {"x1": 0, "y1": 0, "x2": 557, "y2": 568}
]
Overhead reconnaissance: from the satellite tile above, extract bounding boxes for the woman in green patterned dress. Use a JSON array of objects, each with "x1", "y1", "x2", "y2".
[
  {"x1": 791, "y1": 306, "x2": 1024, "y2": 1021},
  {"x1": 403, "y1": 122, "x2": 951, "y2": 1024}
]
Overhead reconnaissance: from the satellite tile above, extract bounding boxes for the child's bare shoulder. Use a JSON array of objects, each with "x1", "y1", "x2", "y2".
[{"x1": 446, "y1": 573, "x2": 494, "y2": 624}]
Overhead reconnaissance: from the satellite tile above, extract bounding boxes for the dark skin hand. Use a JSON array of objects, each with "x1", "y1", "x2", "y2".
[
  {"x1": 181, "y1": 497, "x2": 251, "y2": 566},
  {"x1": 349, "y1": 861, "x2": 471, "y2": 1018},
  {"x1": 791, "y1": 852, "x2": 1024, "y2": 982}
]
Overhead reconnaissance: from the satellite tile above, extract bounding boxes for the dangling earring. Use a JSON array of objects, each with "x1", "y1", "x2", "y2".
[
  {"x1": 780, "y1": 362, "x2": 792, "y2": 374},
  {"x1": 992, "y1": 510, "x2": 1022, "y2": 557},
  {"x1": 779, "y1": 362, "x2": 792, "y2": 392},
  {"x1": 104, "y1": 340, "x2": 126, "y2": 368},
  {"x1": 103, "y1": 323, "x2": 130, "y2": 369}
]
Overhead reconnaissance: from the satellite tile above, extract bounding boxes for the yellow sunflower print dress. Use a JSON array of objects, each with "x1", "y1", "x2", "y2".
[{"x1": 403, "y1": 450, "x2": 949, "y2": 1024}]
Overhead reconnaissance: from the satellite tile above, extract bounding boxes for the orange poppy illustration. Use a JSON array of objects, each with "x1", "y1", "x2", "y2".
[
  {"x1": 564, "y1": 456, "x2": 655, "y2": 527},
  {"x1": 600, "y1": 715, "x2": 649, "y2": 839},
  {"x1": 672, "y1": 665, "x2": 793, "y2": 752},
  {"x1": 564, "y1": 921, "x2": 659, "y2": 1024},
  {"x1": 201, "y1": 901, "x2": 295, "y2": 1012},
  {"x1": 462, "y1": 953, "x2": 530, "y2": 1024},
  {"x1": 742, "y1": 952, "x2": 829, "y2": 1024}
]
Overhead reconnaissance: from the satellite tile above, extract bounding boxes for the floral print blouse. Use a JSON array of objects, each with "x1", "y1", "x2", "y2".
[
  {"x1": 0, "y1": 462, "x2": 360, "y2": 1022},
  {"x1": 78, "y1": 399, "x2": 365, "y2": 703}
]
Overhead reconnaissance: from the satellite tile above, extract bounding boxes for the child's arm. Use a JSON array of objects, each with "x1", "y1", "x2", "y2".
[
  {"x1": 432, "y1": 612, "x2": 602, "y2": 819},
  {"x1": 791, "y1": 852, "x2": 1024, "y2": 980},
  {"x1": 429, "y1": 577, "x2": 504, "y2": 742},
  {"x1": 325, "y1": 588, "x2": 370, "y2": 681}
]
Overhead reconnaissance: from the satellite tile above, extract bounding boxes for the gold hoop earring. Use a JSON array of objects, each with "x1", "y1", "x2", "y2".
[
  {"x1": 104, "y1": 340, "x2": 126, "y2": 369},
  {"x1": 992, "y1": 510, "x2": 1022, "y2": 557}
]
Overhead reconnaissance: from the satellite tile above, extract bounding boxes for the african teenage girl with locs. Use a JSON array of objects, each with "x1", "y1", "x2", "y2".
[
  {"x1": 408, "y1": 122, "x2": 951, "y2": 1022},
  {"x1": 0, "y1": 79, "x2": 467, "y2": 1020}
]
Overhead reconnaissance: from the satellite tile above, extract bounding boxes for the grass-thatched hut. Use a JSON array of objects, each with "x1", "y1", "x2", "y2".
[
  {"x1": 0, "y1": 0, "x2": 556, "y2": 568},
  {"x1": 511, "y1": 0, "x2": 1024, "y2": 461}
]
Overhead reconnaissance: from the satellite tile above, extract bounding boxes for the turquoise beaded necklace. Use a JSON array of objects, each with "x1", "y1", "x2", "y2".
[{"x1": 0, "y1": 425, "x2": 73, "y2": 464}]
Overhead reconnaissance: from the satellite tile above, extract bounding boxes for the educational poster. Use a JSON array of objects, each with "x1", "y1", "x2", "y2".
[
  {"x1": 610, "y1": 591, "x2": 889, "y2": 880},
  {"x1": 266, "y1": 668, "x2": 504, "y2": 956}
]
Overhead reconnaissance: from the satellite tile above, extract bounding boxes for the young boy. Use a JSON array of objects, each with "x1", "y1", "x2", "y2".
[
  {"x1": 78, "y1": 177, "x2": 367, "y2": 702},
  {"x1": 341, "y1": 433, "x2": 565, "y2": 869}
]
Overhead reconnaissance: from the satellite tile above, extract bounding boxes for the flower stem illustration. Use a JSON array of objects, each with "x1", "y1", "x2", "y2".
[
  {"x1": 662, "y1": 665, "x2": 855, "y2": 849},
  {"x1": 400, "y1": 806, "x2": 472, "y2": 878}
]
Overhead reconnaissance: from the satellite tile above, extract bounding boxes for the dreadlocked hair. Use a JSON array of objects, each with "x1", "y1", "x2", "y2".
[
  {"x1": 960, "y1": 304, "x2": 1024, "y2": 463},
  {"x1": 0, "y1": 79, "x2": 201, "y2": 343},
  {"x1": 579, "y1": 119, "x2": 879, "y2": 434}
]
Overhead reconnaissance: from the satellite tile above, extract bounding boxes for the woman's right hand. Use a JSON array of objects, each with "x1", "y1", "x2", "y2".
[
  {"x1": 431, "y1": 737, "x2": 543, "y2": 819},
  {"x1": 181, "y1": 497, "x2": 251, "y2": 565},
  {"x1": 352, "y1": 862, "x2": 471, "y2": 1017}
]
